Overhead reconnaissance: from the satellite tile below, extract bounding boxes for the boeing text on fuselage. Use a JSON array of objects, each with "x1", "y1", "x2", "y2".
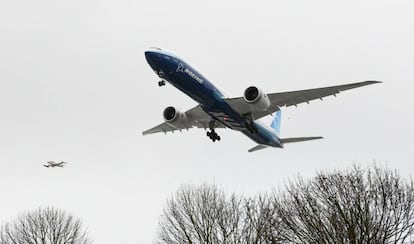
[{"x1": 176, "y1": 63, "x2": 204, "y2": 84}]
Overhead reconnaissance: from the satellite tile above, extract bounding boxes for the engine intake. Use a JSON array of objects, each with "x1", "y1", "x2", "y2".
[
  {"x1": 243, "y1": 86, "x2": 270, "y2": 111},
  {"x1": 163, "y1": 106, "x2": 188, "y2": 126},
  {"x1": 163, "y1": 106, "x2": 177, "y2": 122},
  {"x1": 244, "y1": 86, "x2": 260, "y2": 102}
]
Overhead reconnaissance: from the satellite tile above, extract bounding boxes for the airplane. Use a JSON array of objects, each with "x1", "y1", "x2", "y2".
[
  {"x1": 43, "y1": 161, "x2": 68, "y2": 168},
  {"x1": 142, "y1": 48, "x2": 381, "y2": 152}
]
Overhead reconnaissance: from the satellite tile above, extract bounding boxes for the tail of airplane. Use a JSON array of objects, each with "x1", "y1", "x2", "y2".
[
  {"x1": 270, "y1": 110, "x2": 282, "y2": 137},
  {"x1": 280, "y1": 136, "x2": 323, "y2": 144},
  {"x1": 248, "y1": 144, "x2": 268, "y2": 153},
  {"x1": 247, "y1": 110, "x2": 323, "y2": 152}
]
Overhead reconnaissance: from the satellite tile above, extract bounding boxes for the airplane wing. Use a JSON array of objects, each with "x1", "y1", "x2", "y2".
[
  {"x1": 142, "y1": 105, "x2": 224, "y2": 135},
  {"x1": 225, "y1": 80, "x2": 381, "y2": 120}
]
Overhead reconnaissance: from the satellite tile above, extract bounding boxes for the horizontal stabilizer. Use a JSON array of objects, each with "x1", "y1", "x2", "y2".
[
  {"x1": 280, "y1": 136, "x2": 323, "y2": 144},
  {"x1": 248, "y1": 144, "x2": 268, "y2": 153}
]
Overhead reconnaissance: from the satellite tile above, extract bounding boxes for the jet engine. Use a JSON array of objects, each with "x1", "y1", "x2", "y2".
[
  {"x1": 163, "y1": 106, "x2": 188, "y2": 126},
  {"x1": 243, "y1": 86, "x2": 270, "y2": 111}
]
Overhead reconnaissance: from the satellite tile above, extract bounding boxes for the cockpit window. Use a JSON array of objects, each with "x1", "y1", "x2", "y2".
[{"x1": 147, "y1": 47, "x2": 180, "y2": 60}]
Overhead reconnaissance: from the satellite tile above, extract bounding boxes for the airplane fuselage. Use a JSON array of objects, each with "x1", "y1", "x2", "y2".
[{"x1": 145, "y1": 49, "x2": 282, "y2": 148}]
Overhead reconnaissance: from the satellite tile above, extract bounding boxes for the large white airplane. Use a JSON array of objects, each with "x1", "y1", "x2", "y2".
[{"x1": 143, "y1": 48, "x2": 381, "y2": 152}]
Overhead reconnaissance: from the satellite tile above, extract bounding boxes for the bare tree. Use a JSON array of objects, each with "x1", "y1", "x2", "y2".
[
  {"x1": 273, "y1": 165, "x2": 414, "y2": 244},
  {"x1": 243, "y1": 195, "x2": 285, "y2": 244},
  {"x1": 0, "y1": 207, "x2": 92, "y2": 244},
  {"x1": 156, "y1": 165, "x2": 414, "y2": 243},
  {"x1": 156, "y1": 184, "x2": 284, "y2": 244}
]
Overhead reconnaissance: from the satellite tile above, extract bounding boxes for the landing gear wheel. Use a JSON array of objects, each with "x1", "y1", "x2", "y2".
[
  {"x1": 207, "y1": 128, "x2": 221, "y2": 142},
  {"x1": 158, "y1": 80, "x2": 166, "y2": 87}
]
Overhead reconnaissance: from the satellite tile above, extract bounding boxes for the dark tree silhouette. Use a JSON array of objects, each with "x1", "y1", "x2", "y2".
[
  {"x1": 0, "y1": 207, "x2": 92, "y2": 244},
  {"x1": 273, "y1": 165, "x2": 414, "y2": 243},
  {"x1": 156, "y1": 166, "x2": 414, "y2": 244},
  {"x1": 156, "y1": 184, "x2": 285, "y2": 244},
  {"x1": 156, "y1": 165, "x2": 414, "y2": 243}
]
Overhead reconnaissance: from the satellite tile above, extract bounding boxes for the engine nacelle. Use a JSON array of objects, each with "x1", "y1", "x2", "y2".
[
  {"x1": 243, "y1": 86, "x2": 270, "y2": 111},
  {"x1": 163, "y1": 106, "x2": 188, "y2": 126}
]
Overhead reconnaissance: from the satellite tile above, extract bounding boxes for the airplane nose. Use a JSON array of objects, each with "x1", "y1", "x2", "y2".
[
  {"x1": 145, "y1": 51, "x2": 159, "y2": 70},
  {"x1": 145, "y1": 51, "x2": 155, "y2": 62}
]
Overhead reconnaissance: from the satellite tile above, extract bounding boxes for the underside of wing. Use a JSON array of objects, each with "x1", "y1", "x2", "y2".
[
  {"x1": 267, "y1": 80, "x2": 381, "y2": 108},
  {"x1": 226, "y1": 80, "x2": 381, "y2": 120},
  {"x1": 142, "y1": 122, "x2": 180, "y2": 135},
  {"x1": 142, "y1": 105, "x2": 224, "y2": 135}
]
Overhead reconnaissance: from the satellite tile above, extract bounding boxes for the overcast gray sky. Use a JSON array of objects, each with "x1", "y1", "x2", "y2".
[{"x1": 0, "y1": 0, "x2": 413, "y2": 243}]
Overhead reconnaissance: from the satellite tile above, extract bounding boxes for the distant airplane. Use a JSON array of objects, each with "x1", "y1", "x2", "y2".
[
  {"x1": 143, "y1": 48, "x2": 381, "y2": 152},
  {"x1": 43, "y1": 161, "x2": 67, "y2": 168}
]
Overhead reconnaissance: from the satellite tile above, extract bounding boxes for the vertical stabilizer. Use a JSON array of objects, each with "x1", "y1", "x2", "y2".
[{"x1": 270, "y1": 110, "x2": 281, "y2": 137}]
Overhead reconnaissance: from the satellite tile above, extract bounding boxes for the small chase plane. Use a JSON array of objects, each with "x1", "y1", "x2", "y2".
[
  {"x1": 43, "y1": 161, "x2": 67, "y2": 168},
  {"x1": 143, "y1": 48, "x2": 381, "y2": 152}
]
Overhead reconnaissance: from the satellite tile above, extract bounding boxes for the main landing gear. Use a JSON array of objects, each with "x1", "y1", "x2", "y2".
[
  {"x1": 207, "y1": 121, "x2": 221, "y2": 142},
  {"x1": 207, "y1": 129, "x2": 221, "y2": 142},
  {"x1": 158, "y1": 80, "x2": 166, "y2": 87}
]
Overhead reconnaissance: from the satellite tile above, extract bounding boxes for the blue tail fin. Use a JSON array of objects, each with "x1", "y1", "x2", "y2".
[{"x1": 271, "y1": 110, "x2": 281, "y2": 137}]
